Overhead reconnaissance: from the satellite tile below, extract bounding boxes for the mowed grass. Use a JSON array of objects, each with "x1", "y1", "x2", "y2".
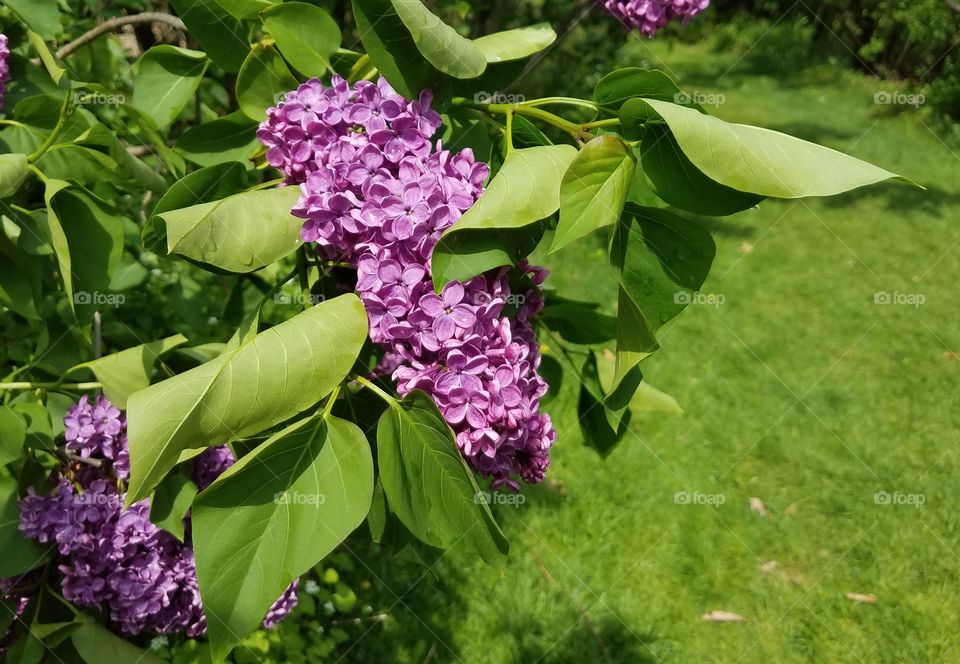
[{"x1": 344, "y1": 38, "x2": 960, "y2": 664}]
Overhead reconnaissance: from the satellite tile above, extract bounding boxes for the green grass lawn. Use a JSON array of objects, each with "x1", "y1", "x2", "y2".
[{"x1": 342, "y1": 37, "x2": 960, "y2": 664}]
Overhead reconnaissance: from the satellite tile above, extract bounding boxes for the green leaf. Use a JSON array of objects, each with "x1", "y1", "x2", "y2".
[
  {"x1": 431, "y1": 225, "x2": 545, "y2": 292},
  {"x1": 577, "y1": 352, "x2": 631, "y2": 457},
  {"x1": 636, "y1": 98, "x2": 915, "y2": 197},
  {"x1": 640, "y1": 125, "x2": 763, "y2": 216},
  {"x1": 0, "y1": 406, "x2": 26, "y2": 467},
  {"x1": 351, "y1": 0, "x2": 436, "y2": 98},
  {"x1": 145, "y1": 161, "x2": 249, "y2": 252},
  {"x1": 0, "y1": 476, "x2": 48, "y2": 577},
  {"x1": 126, "y1": 294, "x2": 368, "y2": 502},
  {"x1": 594, "y1": 67, "x2": 683, "y2": 109},
  {"x1": 552, "y1": 135, "x2": 634, "y2": 252},
  {"x1": 608, "y1": 205, "x2": 715, "y2": 400},
  {"x1": 43, "y1": 180, "x2": 125, "y2": 320},
  {"x1": 6, "y1": 0, "x2": 62, "y2": 40},
  {"x1": 262, "y1": 2, "x2": 341, "y2": 78},
  {"x1": 132, "y1": 46, "x2": 210, "y2": 130},
  {"x1": 149, "y1": 472, "x2": 198, "y2": 542},
  {"x1": 219, "y1": 0, "x2": 279, "y2": 17},
  {"x1": 72, "y1": 619, "x2": 167, "y2": 664},
  {"x1": 67, "y1": 335, "x2": 188, "y2": 408},
  {"x1": 158, "y1": 187, "x2": 303, "y2": 273},
  {"x1": 432, "y1": 145, "x2": 577, "y2": 288},
  {"x1": 0, "y1": 154, "x2": 30, "y2": 198},
  {"x1": 236, "y1": 44, "x2": 299, "y2": 122},
  {"x1": 390, "y1": 0, "x2": 486, "y2": 79},
  {"x1": 631, "y1": 381, "x2": 683, "y2": 414},
  {"x1": 194, "y1": 414, "x2": 373, "y2": 660},
  {"x1": 0, "y1": 230, "x2": 42, "y2": 320},
  {"x1": 176, "y1": 114, "x2": 260, "y2": 168},
  {"x1": 472, "y1": 23, "x2": 556, "y2": 63},
  {"x1": 377, "y1": 391, "x2": 508, "y2": 563},
  {"x1": 170, "y1": 0, "x2": 251, "y2": 73}
]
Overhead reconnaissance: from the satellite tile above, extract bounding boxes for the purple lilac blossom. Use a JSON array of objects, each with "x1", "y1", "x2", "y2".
[
  {"x1": 258, "y1": 76, "x2": 556, "y2": 490},
  {"x1": 600, "y1": 0, "x2": 710, "y2": 37},
  {"x1": 17, "y1": 397, "x2": 297, "y2": 637},
  {"x1": 0, "y1": 34, "x2": 9, "y2": 111}
]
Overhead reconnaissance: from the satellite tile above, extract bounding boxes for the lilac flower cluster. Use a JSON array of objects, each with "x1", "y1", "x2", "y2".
[
  {"x1": 600, "y1": 0, "x2": 710, "y2": 37},
  {"x1": 258, "y1": 76, "x2": 556, "y2": 489},
  {"x1": 17, "y1": 397, "x2": 297, "y2": 637},
  {"x1": 0, "y1": 34, "x2": 9, "y2": 110}
]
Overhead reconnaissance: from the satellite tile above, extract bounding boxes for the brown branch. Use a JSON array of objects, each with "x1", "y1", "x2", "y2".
[
  {"x1": 946, "y1": 0, "x2": 960, "y2": 13},
  {"x1": 55, "y1": 12, "x2": 187, "y2": 60}
]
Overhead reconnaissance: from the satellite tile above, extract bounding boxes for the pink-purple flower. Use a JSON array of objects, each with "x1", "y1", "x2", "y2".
[
  {"x1": 16, "y1": 396, "x2": 297, "y2": 638},
  {"x1": 258, "y1": 76, "x2": 556, "y2": 490},
  {"x1": 600, "y1": 0, "x2": 710, "y2": 36},
  {"x1": 0, "y1": 34, "x2": 9, "y2": 111}
]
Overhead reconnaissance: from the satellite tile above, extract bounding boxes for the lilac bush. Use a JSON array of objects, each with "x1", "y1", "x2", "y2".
[
  {"x1": 258, "y1": 76, "x2": 556, "y2": 490},
  {"x1": 600, "y1": 0, "x2": 710, "y2": 36},
  {"x1": 15, "y1": 397, "x2": 296, "y2": 638}
]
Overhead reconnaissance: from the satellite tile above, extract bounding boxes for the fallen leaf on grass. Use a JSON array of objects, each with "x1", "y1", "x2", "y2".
[
  {"x1": 784, "y1": 503, "x2": 798, "y2": 516},
  {"x1": 749, "y1": 496, "x2": 770, "y2": 517},
  {"x1": 845, "y1": 592, "x2": 877, "y2": 604},
  {"x1": 702, "y1": 611, "x2": 747, "y2": 623}
]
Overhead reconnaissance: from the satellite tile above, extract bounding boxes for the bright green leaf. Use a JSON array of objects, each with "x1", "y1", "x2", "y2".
[
  {"x1": 132, "y1": 46, "x2": 210, "y2": 129},
  {"x1": 472, "y1": 24, "x2": 556, "y2": 63},
  {"x1": 66, "y1": 335, "x2": 189, "y2": 408},
  {"x1": 640, "y1": 125, "x2": 763, "y2": 216},
  {"x1": 158, "y1": 187, "x2": 303, "y2": 273},
  {"x1": 553, "y1": 135, "x2": 634, "y2": 252},
  {"x1": 0, "y1": 406, "x2": 27, "y2": 467},
  {"x1": 377, "y1": 390, "x2": 508, "y2": 564},
  {"x1": 637, "y1": 98, "x2": 916, "y2": 198},
  {"x1": 0, "y1": 154, "x2": 30, "y2": 198},
  {"x1": 262, "y1": 2, "x2": 341, "y2": 78},
  {"x1": 170, "y1": 0, "x2": 251, "y2": 72},
  {"x1": 7, "y1": 0, "x2": 62, "y2": 40},
  {"x1": 351, "y1": 0, "x2": 436, "y2": 98},
  {"x1": 72, "y1": 618, "x2": 167, "y2": 664},
  {"x1": 149, "y1": 473, "x2": 198, "y2": 542},
  {"x1": 432, "y1": 145, "x2": 577, "y2": 288},
  {"x1": 126, "y1": 294, "x2": 368, "y2": 502},
  {"x1": 194, "y1": 414, "x2": 373, "y2": 660},
  {"x1": 390, "y1": 0, "x2": 486, "y2": 78},
  {"x1": 594, "y1": 67, "x2": 683, "y2": 109}
]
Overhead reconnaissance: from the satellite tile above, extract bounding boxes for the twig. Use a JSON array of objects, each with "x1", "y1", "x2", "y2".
[
  {"x1": 947, "y1": 0, "x2": 960, "y2": 12},
  {"x1": 65, "y1": 452, "x2": 104, "y2": 469},
  {"x1": 56, "y1": 13, "x2": 187, "y2": 60}
]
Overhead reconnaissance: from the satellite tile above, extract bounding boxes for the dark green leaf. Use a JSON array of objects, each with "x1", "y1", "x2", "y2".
[
  {"x1": 578, "y1": 352, "x2": 631, "y2": 457},
  {"x1": 594, "y1": 67, "x2": 683, "y2": 109},
  {"x1": 175, "y1": 112, "x2": 260, "y2": 168},
  {"x1": 539, "y1": 303, "x2": 617, "y2": 344},
  {"x1": 351, "y1": 0, "x2": 436, "y2": 98},
  {"x1": 72, "y1": 619, "x2": 167, "y2": 664},
  {"x1": 377, "y1": 391, "x2": 508, "y2": 563},
  {"x1": 170, "y1": 0, "x2": 251, "y2": 73},
  {"x1": 149, "y1": 472, "x2": 198, "y2": 541},
  {"x1": 236, "y1": 44, "x2": 299, "y2": 122},
  {"x1": 6, "y1": 0, "x2": 62, "y2": 40},
  {"x1": 0, "y1": 406, "x2": 27, "y2": 467},
  {"x1": 0, "y1": 476, "x2": 49, "y2": 577}
]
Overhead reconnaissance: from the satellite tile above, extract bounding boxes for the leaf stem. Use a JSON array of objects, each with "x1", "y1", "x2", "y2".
[
  {"x1": 28, "y1": 93, "x2": 74, "y2": 163},
  {"x1": 505, "y1": 109, "x2": 515, "y2": 154},
  {"x1": 519, "y1": 97, "x2": 599, "y2": 112},
  {"x1": 0, "y1": 381, "x2": 101, "y2": 391},
  {"x1": 352, "y1": 375, "x2": 398, "y2": 406},
  {"x1": 582, "y1": 118, "x2": 622, "y2": 129},
  {"x1": 452, "y1": 97, "x2": 595, "y2": 143}
]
